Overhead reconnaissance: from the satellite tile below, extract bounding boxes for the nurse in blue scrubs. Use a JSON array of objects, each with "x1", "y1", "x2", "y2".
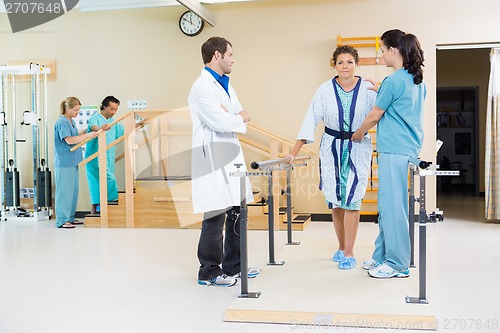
[
  {"x1": 54, "y1": 97, "x2": 98, "y2": 228},
  {"x1": 352, "y1": 29, "x2": 426, "y2": 278}
]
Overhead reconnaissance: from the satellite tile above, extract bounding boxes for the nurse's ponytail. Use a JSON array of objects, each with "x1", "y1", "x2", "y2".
[
  {"x1": 381, "y1": 29, "x2": 425, "y2": 85},
  {"x1": 401, "y1": 33, "x2": 424, "y2": 85},
  {"x1": 60, "y1": 97, "x2": 81, "y2": 115}
]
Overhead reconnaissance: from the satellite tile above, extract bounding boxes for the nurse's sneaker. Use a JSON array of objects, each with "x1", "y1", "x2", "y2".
[
  {"x1": 362, "y1": 258, "x2": 381, "y2": 270},
  {"x1": 368, "y1": 263, "x2": 410, "y2": 279},
  {"x1": 229, "y1": 267, "x2": 261, "y2": 279},
  {"x1": 198, "y1": 274, "x2": 237, "y2": 287},
  {"x1": 332, "y1": 250, "x2": 345, "y2": 263}
]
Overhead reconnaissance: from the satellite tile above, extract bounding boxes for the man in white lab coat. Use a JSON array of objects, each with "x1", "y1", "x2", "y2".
[{"x1": 189, "y1": 37, "x2": 257, "y2": 287}]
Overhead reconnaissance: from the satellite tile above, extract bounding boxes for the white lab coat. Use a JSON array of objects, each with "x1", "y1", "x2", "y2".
[{"x1": 189, "y1": 69, "x2": 254, "y2": 214}]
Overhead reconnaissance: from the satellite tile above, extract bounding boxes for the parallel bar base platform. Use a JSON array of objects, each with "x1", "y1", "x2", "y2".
[{"x1": 225, "y1": 237, "x2": 437, "y2": 331}]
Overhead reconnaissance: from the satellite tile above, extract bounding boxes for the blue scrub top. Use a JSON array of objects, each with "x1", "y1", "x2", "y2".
[
  {"x1": 54, "y1": 115, "x2": 83, "y2": 167},
  {"x1": 84, "y1": 112, "x2": 124, "y2": 160},
  {"x1": 375, "y1": 68, "x2": 426, "y2": 156}
]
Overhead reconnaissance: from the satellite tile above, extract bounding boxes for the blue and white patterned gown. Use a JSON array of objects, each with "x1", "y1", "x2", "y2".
[{"x1": 297, "y1": 76, "x2": 377, "y2": 210}]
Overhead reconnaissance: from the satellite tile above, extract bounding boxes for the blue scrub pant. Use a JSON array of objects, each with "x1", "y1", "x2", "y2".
[
  {"x1": 55, "y1": 167, "x2": 79, "y2": 228},
  {"x1": 86, "y1": 157, "x2": 118, "y2": 205},
  {"x1": 372, "y1": 152, "x2": 411, "y2": 271}
]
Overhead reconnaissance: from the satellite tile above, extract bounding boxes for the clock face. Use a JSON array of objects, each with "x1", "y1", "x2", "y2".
[{"x1": 179, "y1": 11, "x2": 204, "y2": 37}]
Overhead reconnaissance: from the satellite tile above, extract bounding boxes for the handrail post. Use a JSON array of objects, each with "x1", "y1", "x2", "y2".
[
  {"x1": 408, "y1": 164, "x2": 416, "y2": 268},
  {"x1": 98, "y1": 132, "x2": 108, "y2": 228},
  {"x1": 285, "y1": 167, "x2": 299, "y2": 245},
  {"x1": 124, "y1": 112, "x2": 135, "y2": 228},
  {"x1": 269, "y1": 140, "x2": 280, "y2": 232},
  {"x1": 231, "y1": 165, "x2": 261, "y2": 299}
]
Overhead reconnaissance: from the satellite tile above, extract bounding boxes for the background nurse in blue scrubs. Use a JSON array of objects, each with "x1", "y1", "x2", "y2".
[{"x1": 54, "y1": 97, "x2": 98, "y2": 228}]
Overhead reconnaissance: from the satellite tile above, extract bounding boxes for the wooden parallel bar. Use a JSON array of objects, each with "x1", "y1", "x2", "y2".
[
  {"x1": 248, "y1": 123, "x2": 316, "y2": 155},
  {"x1": 241, "y1": 141, "x2": 271, "y2": 158},
  {"x1": 78, "y1": 136, "x2": 124, "y2": 167},
  {"x1": 239, "y1": 136, "x2": 271, "y2": 154},
  {"x1": 71, "y1": 112, "x2": 130, "y2": 151}
]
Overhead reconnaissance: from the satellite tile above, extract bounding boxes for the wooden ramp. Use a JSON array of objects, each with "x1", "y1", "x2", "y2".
[
  {"x1": 85, "y1": 179, "x2": 311, "y2": 230},
  {"x1": 224, "y1": 238, "x2": 437, "y2": 330}
]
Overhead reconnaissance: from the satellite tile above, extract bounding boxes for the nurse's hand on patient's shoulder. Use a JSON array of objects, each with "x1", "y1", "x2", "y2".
[
  {"x1": 238, "y1": 110, "x2": 250, "y2": 123},
  {"x1": 364, "y1": 78, "x2": 379, "y2": 92},
  {"x1": 351, "y1": 129, "x2": 364, "y2": 142}
]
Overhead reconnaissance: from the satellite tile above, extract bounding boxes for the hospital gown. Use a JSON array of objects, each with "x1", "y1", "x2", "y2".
[{"x1": 297, "y1": 77, "x2": 376, "y2": 209}]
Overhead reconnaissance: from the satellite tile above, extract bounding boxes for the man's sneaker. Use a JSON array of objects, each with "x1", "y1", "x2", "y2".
[
  {"x1": 198, "y1": 274, "x2": 237, "y2": 287},
  {"x1": 230, "y1": 267, "x2": 261, "y2": 279},
  {"x1": 362, "y1": 258, "x2": 381, "y2": 270},
  {"x1": 332, "y1": 250, "x2": 345, "y2": 263},
  {"x1": 368, "y1": 263, "x2": 410, "y2": 279}
]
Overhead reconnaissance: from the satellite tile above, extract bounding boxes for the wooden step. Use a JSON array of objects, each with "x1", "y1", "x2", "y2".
[
  {"x1": 84, "y1": 179, "x2": 309, "y2": 230},
  {"x1": 360, "y1": 202, "x2": 378, "y2": 215}
]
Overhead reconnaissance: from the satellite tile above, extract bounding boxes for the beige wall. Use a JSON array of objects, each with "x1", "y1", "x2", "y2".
[{"x1": 1, "y1": 0, "x2": 500, "y2": 213}]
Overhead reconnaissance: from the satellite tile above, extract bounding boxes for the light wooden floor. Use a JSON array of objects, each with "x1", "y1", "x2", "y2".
[{"x1": 0, "y1": 193, "x2": 499, "y2": 333}]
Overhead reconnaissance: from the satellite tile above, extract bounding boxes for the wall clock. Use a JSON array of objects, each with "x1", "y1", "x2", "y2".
[{"x1": 179, "y1": 11, "x2": 204, "y2": 37}]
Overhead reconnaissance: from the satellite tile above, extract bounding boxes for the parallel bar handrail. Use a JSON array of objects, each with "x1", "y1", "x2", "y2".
[
  {"x1": 80, "y1": 118, "x2": 153, "y2": 167},
  {"x1": 70, "y1": 112, "x2": 130, "y2": 152},
  {"x1": 232, "y1": 157, "x2": 310, "y2": 298},
  {"x1": 250, "y1": 155, "x2": 311, "y2": 170}
]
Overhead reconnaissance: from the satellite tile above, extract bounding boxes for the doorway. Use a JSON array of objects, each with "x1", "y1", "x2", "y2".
[{"x1": 436, "y1": 48, "x2": 490, "y2": 196}]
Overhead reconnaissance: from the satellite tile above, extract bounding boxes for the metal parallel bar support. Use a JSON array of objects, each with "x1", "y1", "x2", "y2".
[
  {"x1": 286, "y1": 167, "x2": 299, "y2": 245},
  {"x1": 232, "y1": 158, "x2": 311, "y2": 297},
  {"x1": 406, "y1": 173, "x2": 429, "y2": 304},
  {"x1": 266, "y1": 169, "x2": 284, "y2": 266},
  {"x1": 405, "y1": 163, "x2": 458, "y2": 304},
  {"x1": 267, "y1": 171, "x2": 275, "y2": 263},
  {"x1": 239, "y1": 174, "x2": 249, "y2": 296},
  {"x1": 250, "y1": 158, "x2": 310, "y2": 263},
  {"x1": 234, "y1": 166, "x2": 261, "y2": 299},
  {"x1": 418, "y1": 175, "x2": 428, "y2": 302},
  {"x1": 408, "y1": 165, "x2": 416, "y2": 268}
]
